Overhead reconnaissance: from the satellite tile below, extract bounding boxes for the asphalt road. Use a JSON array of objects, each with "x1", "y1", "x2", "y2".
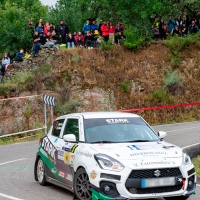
[{"x1": 0, "y1": 121, "x2": 199, "y2": 200}]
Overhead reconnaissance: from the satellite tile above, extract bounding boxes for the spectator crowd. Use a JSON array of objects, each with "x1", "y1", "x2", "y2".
[{"x1": 151, "y1": 10, "x2": 200, "y2": 40}]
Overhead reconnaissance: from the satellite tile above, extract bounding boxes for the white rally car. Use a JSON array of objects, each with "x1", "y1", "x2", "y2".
[{"x1": 34, "y1": 112, "x2": 196, "y2": 200}]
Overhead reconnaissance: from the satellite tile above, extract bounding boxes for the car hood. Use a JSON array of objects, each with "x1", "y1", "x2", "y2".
[{"x1": 90, "y1": 141, "x2": 183, "y2": 168}]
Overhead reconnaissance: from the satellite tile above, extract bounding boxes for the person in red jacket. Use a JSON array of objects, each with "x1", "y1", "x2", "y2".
[
  {"x1": 100, "y1": 20, "x2": 109, "y2": 42},
  {"x1": 75, "y1": 31, "x2": 85, "y2": 47},
  {"x1": 109, "y1": 22, "x2": 115, "y2": 44}
]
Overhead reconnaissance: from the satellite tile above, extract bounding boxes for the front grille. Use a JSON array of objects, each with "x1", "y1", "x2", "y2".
[
  {"x1": 128, "y1": 168, "x2": 182, "y2": 179},
  {"x1": 137, "y1": 185, "x2": 182, "y2": 194}
]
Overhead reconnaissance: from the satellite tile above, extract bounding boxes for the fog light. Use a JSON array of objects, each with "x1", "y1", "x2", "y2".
[
  {"x1": 104, "y1": 185, "x2": 110, "y2": 192},
  {"x1": 188, "y1": 180, "x2": 194, "y2": 189},
  {"x1": 129, "y1": 188, "x2": 137, "y2": 194}
]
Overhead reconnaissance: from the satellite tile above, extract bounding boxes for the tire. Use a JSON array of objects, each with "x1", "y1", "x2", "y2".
[
  {"x1": 74, "y1": 168, "x2": 91, "y2": 200},
  {"x1": 36, "y1": 158, "x2": 47, "y2": 186},
  {"x1": 164, "y1": 196, "x2": 189, "y2": 200}
]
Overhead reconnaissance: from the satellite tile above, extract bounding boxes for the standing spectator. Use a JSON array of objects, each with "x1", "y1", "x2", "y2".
[
  {"x1": 153, "y1": 18, "x2": 160, "y2": 28},
  {"x1": 1, "y1": 53, "x2": 10, "y2": 76},
  {"x1": 115, "y1": 23, "x2": 123, "y2": 33},
  {"x1": 44, "y1": 25, "x2": 51, "y2": 36},
  {"x1": 167, "y1": 15, "x2": 176, "y2": 34},
  {"x1": 117, "y1": 21, "x2": 125, "y2": 32},
  {"x1": 101, "y1": 20, "x2": 109, "y2": 42},
  {"x1": 35, "y1": 18, "x2": 44, "y2": 29},
  {"x1": 189, "y1": 20, "x2": 198, "y2": 34},
  {"x1": 82, "y1": 19, "x2": 91, "y2": 36},
  {"x1": 196, "y1": 10, "x2": 200, "y2": 27},
  {"x1": 99, "y1": 20, "x2": 103, "y2": 36},
  {"x1": 36, "y1": 22, "x2": 45, "y2": 45},
  {"x1": 58, "y1": 20, "x2": 69, "y2": 44},
  {"x1": 176, "y1": 16, "x2": 183, "y2": 29},
  {"x1": 171, "y1": 25, "x2": 181, "y2": 36},
  {"x1": 182, "y1": 15, "x2": 189, "y2": 27},
  {"x1": 180, "y1": 23, "x2": 188, "y2": 37},
  {"x1": 90, "y1": 20, "x2": 99, "y2": 38},
  {"x1": 66, "y1": 33, "x2": 75, "y2": 49},
  {"x1": 109, "y1": 22, "x2": 115, "y2": 44},
  {"x1": 75, "y1": 31, "x2": 85, "y2": 47},
  {"x1": 159, "y1": 19, "x2": 167, "y2": 39},
  {"x1": 33, "y1": 31, "x2": 41, "y2": 57},
  {"x1": 49, "y1": 22, "x2": 55, "y2": 33},
  {"x1": 14, "y1": 49, "x2": 24, "y2": 62}
]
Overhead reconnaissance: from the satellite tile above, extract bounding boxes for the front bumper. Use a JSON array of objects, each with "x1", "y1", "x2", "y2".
[{"x1": 90, "y1": 164, "x2": 196, "y2": 200}]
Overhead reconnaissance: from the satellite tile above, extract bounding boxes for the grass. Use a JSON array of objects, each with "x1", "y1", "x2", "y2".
[
  {"x1": 192, "y1": 156, "x2": 200, "y2": 177},
  {"x1": 0, "y1": 130, "x2": 45, "y2": 145}
]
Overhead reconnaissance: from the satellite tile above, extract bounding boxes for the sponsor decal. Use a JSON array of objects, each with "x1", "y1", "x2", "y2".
[
  {"x1": 58, "y1": 150, "x2": 64, "y2": 160},
  {"x1": 157, "y1": 141, "x2": 162, "y2": 144},
  {"x1": 106, "y1": 119, "x2": 130, "y2": 124},
  {"x1": 64, "y1": 152, "x2": 71, "y2": 164},
  {"x1": 140, "y1": 160, "x2": 176, "y2": 166},
  {"x1": 127, "y1": 145, "x2": 154, "y2": 150},
  {"x1": 162, "y1": 145, "x2": 175, "y2": 149},
  {"x1": 51, "y1": 168, "x2": 57, "y2": 174},
  {"x1": 42, "y1": 137, "x2": 56, "y2": 160},
  {"x1": 71, "y1": 144, "x2": 78, "y2": 153},
  {"x1": 66, "y1": 173, "x2": 73, "y2": 181},
  {"x1": 58, "y1": 171, "x2": 65, "y2": 178},
  {"x1": 76, "y1": 150, "x2": 92, "y2": 158},
  {"x1": 90, "y1": 170, "x2": 97, "y2": 179},
  {"x1": 54, "y1": 138, "x2": 58, "y2": 143},
  {"x1": 130, "y1": 151, "x2": 167, "y2": 157},
  {"x1": 133, "y1": 163, "x2": 139, "y2": 167},
  {"x1": 40, "y1": 148, "x2": 48, "y2": 158}
]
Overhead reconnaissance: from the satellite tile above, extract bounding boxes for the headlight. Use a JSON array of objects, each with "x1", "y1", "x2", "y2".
[
  {"x1": 183, "y1": 152, "x2": 191, "y2": 166},
  {"x1": 94, "y1": 154, "x2": 124, "y2": 172}
]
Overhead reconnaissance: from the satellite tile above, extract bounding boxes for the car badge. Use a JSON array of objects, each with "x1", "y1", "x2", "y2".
[{"x1": 154, "y1": 169, "x2": 161, "y2": 177}]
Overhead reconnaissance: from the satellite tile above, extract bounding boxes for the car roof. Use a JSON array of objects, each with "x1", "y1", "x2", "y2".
[{"x1": 56, "y1": 112, "x2": 140, "y2": 120}]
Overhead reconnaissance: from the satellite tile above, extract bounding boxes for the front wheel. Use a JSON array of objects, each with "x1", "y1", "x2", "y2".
[
  {"x1": 164, "y1": 196, "x2": 189, "y2": 200},
  {"x1": 36, "y1": 158, "x2": 47, "y2": 186},
  {"x1": 74, "y1": 168, "x2": 92, "y2": 200}
]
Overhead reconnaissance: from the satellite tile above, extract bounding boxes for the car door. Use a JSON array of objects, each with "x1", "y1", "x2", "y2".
[
  {"x1": 43, "y1": 118, "x2": 66, "y2": 181},
  {"x1": 56, "y1": 117, "x2": 80, "y2": 187}
]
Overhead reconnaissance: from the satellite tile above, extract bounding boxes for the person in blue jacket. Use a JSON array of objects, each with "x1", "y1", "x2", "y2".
[
  {"x1": 14, "y1": 49, "x2": 24, "y2": 62},
  {"x1": 82, "y1": 19, "x2": 91, "y2": 35},
  {"x1": 167, "y1": 15, "x2": 176, "y2": 34}
]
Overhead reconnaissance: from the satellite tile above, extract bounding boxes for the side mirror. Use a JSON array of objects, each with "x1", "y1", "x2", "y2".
[
  {"x1": 157, "y1": 131, "x2": 167, "y2": 140},
  {"x1": 63, "y1": 134, "x2": 76, "y2": 142}
]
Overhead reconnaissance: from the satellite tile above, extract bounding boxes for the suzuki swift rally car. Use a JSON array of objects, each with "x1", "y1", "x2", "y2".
[{"x1": 34, "y1": 112, "x2": 196, "y2": 200}]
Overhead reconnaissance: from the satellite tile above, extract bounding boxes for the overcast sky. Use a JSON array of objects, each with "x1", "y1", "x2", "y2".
[{"x1": 40, "y1": 0, "x2": 57, "y2": 7}]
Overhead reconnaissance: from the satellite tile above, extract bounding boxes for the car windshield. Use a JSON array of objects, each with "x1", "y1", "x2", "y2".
[{"x1": 84, "y1": 117, "x2": 159, "y2": 143}]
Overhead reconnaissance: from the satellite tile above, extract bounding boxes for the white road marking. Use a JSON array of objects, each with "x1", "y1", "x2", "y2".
[
  {"x1": 166, "y1": 126, "x2": 200, "y2": 133},
  {"x1": 197, "y1": 184, "x2": 200, "y2": 187},
  {"x1": 153, "y1": 121, "x2": 200, "y2": 127},
  {"x1": 183, "y1": 142, "x2": 200, "y2": 149},
  {"x1": 0, "y1": 193, "x2": 23, "y2": 200},
  {"x1": 0, "y1": 158, "x2": 26, "y2": 166}
]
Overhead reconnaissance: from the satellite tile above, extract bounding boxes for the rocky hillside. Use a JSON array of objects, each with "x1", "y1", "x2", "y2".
[{"x1": 1, "y1": 39, "x2": 200, "y2": 135}]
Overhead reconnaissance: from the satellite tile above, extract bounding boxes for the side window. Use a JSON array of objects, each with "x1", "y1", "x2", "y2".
[
  {"x1": 52, "y1": 119, "x2": 65, "y2": 137},
  {"x1": 63, "y1": 118, "x2": 79, "y2": 141}
]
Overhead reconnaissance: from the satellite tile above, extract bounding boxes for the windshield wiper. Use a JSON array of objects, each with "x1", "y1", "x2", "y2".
[
  {"x1": 90, "y1": 140, "x2": 116, "y2": 144},
  {"x1": 125, "y1": 140, "x2": 151, "y2": 142}
]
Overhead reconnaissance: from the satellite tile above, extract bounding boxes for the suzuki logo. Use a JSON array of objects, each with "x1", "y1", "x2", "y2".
[{"x1": 154, "y1": 170, "x2": 161, "y2": 177}]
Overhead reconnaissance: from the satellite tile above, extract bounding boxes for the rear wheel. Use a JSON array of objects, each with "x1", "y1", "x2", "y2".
[
  {"x1": 74, "y1": 168, "x2": 91, "y2": 200},
  {"x1": 36, "y1": 158, "x2": 47, "y2": 186},
  {"x1": 164, "y1": 196, "x2": 189, "y2": 200}
]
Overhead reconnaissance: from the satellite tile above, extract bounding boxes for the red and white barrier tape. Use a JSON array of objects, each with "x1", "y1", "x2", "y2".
[
  {"x1": 0, "y1": 94, "x2": 42, "y2": 102},
  {"x1": 119, "y1": 102, "x2": 200, "y2": 112}
]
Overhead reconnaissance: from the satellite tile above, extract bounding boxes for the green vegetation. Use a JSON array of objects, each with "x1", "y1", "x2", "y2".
[
  {"x1": 192, "y1": 156, "x2": 200, "y2": 177},
  {"x1": 121, "y1": 81, "x2": 134, "y2": 92},
  {"x1": 146, "y1": 89, "x2": 174, "y2": 104}
]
